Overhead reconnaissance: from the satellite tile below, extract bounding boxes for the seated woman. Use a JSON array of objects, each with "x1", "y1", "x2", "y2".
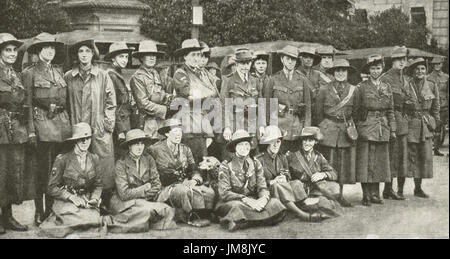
[
  {"x1": 287, "y1": 127, "x2": 344, "y2": 218},
  {"x1": 108, "y1": 129, "x2": 177, "y2": 233},
  {"x1": 40, "y1": 123, "x2": 105, "y2": 238},
  {"x1": 148, "y1": 119, "x2": 215, "y2": 227},
  {"x1": 216, "y1": 130, "x2": 286, "y2": 231},
  {"x1": 257, "y1": 125, "x2": 329, "y2": 222}
]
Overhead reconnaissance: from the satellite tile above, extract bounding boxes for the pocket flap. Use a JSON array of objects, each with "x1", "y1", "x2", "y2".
[{"x1": 35, "y1": 80, "x2": 51, "y2": 89}]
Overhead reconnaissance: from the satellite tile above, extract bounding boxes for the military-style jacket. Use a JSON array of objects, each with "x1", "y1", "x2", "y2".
[
  {"x1": 355, "y1": 79, "x2": 396, "y2": 142},
  {"x1": 130, "y1": 66, "x2": 172, "y2": 138},
  {"x1": 428, "y1": 70, "x2": 449, "y2": 109},
  {"x1": 107, "y1": 66, "x2": 133, "y2": 135},
  {"x1": 314, "y1": 65, "x2": 334, "y2": 89},
  {"x1": 22, "y1": 60, "x2": 71, "y2": 142},
  {"x1": 48, "y1": 151, "x2": 102, "y2": 201},
  {"x1": 251, "y1": 71, "x2": 270, "y2": 97},
  {"x1": 405, "y1": 78, "x2": 440, "y2": 143},
  {"x1": 315, "y1": 81, "x2": 359, "y2": 148},
  {"x1": 380, "y1": 68, "x2": 411, "y2": 136},
  {"x1": 0, "y1": 62, "x2": 30, "y2": 144},
  {"x1": 218, "y1": 154, "x2": 269, "y2": 201},
  {"x1": 256, "y1": 151, "x2": 292, "y2": 187},
  {"x1": 148, "y1": 139, "x2": 200, "y2": 187},
  {"x1": 265, "y1": 70, "x2": 312, "y2": 140},
  {"x1": 298, "y1": 66, "x2": 322, "y2": 101}
]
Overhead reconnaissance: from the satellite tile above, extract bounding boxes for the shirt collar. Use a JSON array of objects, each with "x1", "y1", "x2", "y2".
[
  {"x1": 236, "y1": 70, "x2": 248, "y2": 82},
  {"x1": 74, "y1": 146, "x2": 87, "y2": 159},
  {"x1": 283, "y1": 68, "x2": 293, "y2": 78},
  {"x1": 71, "y1": 64, "x2": 99, "y2": 77}
]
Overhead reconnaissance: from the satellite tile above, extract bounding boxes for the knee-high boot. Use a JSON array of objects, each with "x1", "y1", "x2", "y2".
[
  {"x1": 414, "y1": 178, "x2": 429, "y2": 198},
  {"x1": 370, "y1": 183, "x2": 384, "y2": 204},
  {"x1": 361, "y1": 183, "x2": 371, "y2": 206},
  {"x1": 2, "y1": 204, "x2": 28, "y2": 231}
]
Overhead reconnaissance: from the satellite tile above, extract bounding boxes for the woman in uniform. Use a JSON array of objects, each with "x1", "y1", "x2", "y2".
[
  {"x1": 215, "y1": 129, "x2": 286, "y2": 231},
  {"x1": 355, "y1": 55, "x2": 396, "y2": 206}
]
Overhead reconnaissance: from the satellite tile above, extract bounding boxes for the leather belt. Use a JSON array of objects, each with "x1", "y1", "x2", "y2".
[{"x1": 325, "y1": 114, "x2": 348, "y2": 123}]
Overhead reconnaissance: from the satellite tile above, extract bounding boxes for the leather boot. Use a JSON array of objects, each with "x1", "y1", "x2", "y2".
[
  {"x1": 434, "y1": 149, "x2": 444, "y2": 156},
  {"x1": 383, "y1": 182, "x2": 404, "y2": 200},
  {"x1": 414, "y1": 178, "x2": 429, "y2": 198},
  {"x1": 43, "y1": 195, "x2": 54, "y2": 221},
  {"x1": 397, "y1": 177, "x2": 406, "y2": 199},
  {"x1": 361, "y1": 183, "x2": 371, "y2": 206},
  {"x1": 0, "y1": 216, "x2": 5, "y2": 234},
  {"x1": 2, "y1": 205, "x2": 28, "y2": 232},
  {"x1": 34, "y1": 197, "x2": 44, "y2": 226},
  {"x1": 370, "y1": 183, "x2": 384, "y2": 204}
]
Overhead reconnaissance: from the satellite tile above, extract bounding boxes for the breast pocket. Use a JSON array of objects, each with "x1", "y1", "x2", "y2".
[
  {"x1": 62, "y1": 169, "x2": 80, "y2": 187},
  {"x1": 34, "y1": 80, "x2": 54, "y2": 99}
]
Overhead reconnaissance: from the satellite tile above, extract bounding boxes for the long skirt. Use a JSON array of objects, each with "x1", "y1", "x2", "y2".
[
  {"x1": 108, "y1": 198, "x2": 177, "y2": 233},
  {"x1": 215, "y1": 198, "x2": 286, "y2": 227},
  {"x1": 356, "y1": 141, "x2": 391, "y2": 183},
  {"x1": 270, "y1": 180, "x2": 307, "y2": 204},
  {"x1": 0, "y1": 144, "x2": 34, "y2": 207},
  {"x1": 319, "y1": 145, "x2": 356, "y2": 184},
  {"x1": 39, "y1": 200, "x2": 103, "y2": 238},
  {"x1": 157, "y1": 183, "x2": 215, "y2": 222},
  {"x1": 389, "y1": 135, "x2": 409, "y2": 178},
  {"x1": 408, "y1": 139, "x2": 433, "y2": 179}
]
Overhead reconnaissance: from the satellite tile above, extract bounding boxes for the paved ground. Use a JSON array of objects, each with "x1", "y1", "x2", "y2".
[{"x1": 2, "y1": 140, "x2": 449, "y2": 239}]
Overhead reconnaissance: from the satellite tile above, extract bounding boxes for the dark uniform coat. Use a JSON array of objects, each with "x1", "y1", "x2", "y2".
[
  {"x1": 108, "y1": 67, "x2": 133, "y2": 136},
  {"x1": 428, "y1": 70, "x2": 449, "y2": 148}
]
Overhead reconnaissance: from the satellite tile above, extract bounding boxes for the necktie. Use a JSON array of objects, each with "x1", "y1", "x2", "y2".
[{"x1": 242, "y1": 159, "x2": 249, "y2": 174}]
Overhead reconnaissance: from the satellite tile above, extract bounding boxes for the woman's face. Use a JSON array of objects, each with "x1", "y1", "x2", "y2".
[
  {"x1": 414, "y1": 65, "x2": 427, "y2": 80},
  {"x1": 208, "y1": 68, "x2": 218, "y2": 76},
  {"x1": 320, "y1": 55, "x2": 333, "y2": 69},
  {"x1": 392, "y1": 57, "x2": 407, "y2": 70},
  {"x1": 433, "y1": 63, "x2": 443, "y2": 72},
  {"x1": 235, "y1": 141, "x2": 251, "y2": 157},
  {"x1": 254, "y1": 59, "x2": 268, "y2": 74},
  {"x1": 39, "y1": 46, "x2": 56, "y2": 63},
  {"x1": 237, "y1": 60, "x2": 252, "y2": 75},
  {"x1": 113, "y1": 53, "x2": 129, "y2": 68},
  {"x1": 1, "y1": 44, "x2": 18, "y2": 65},
  {"x1": 129, "y1": 141, "x2": 145, "y2": 157},
  {"x1": 281, "y1": 55, "x2": 297, "y2": 71},
  {"x1": 166, "y1": 127, "x2": 183, "y2": 144},
  {"x1": 300, "y1": 55, "x2": 314, "y2": 67},
  {"x1": 267, "y1": 139, "x2": 281, "y2": 154},
  {"x1": 369, "y1": 63, "x2": 384, "y2": 80},
  {"x1": 142, "y1": 54, "x2": 156, "y2": 68},
  {"x1": 76, "y1": 137, "x2": 91, "y2": 152},
  {"x1": 199, "y1": 53, "x2": 209, "y2": 69},
  {"x1": 78, "y1": 45, "x2": 93, "y2": 65},
  {"x1": 334, "y1": 68, "x2": 348, "y2": 82},
  {"x1": 185, "y1": 51, "x2": 201, "y2": 68},
  {"x1": 302, "y1": 138, "x2": 316, "y2": 153}
]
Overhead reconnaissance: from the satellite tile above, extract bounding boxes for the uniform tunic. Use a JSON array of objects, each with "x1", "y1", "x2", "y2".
[
  {"x1": 428, "y1": 70, "x2": 449, "y2": 144},
  {"x1": 405, "y1": 78, "x2": 440, "y2": 179},
  {"x1": 40, "y1": 151, "x2": 103, "y2": 238},
  {"x1": 256, "y1": 151, "x2": 307, "y2": 204},
  {"x1": 0, "y1": 62, "x2": 34, "y2": 207},
  {"x1": 355, "y1": 79, "x2": 396, "y2": 183},
  {"x1": 215, "y1": 155, "x2": 286, "y2": 227},
  {"x1": 130, "y1": 66, "x2": 172, "y2": 139},
  {"x1": 315, "y1": 80, "x2": 359, "y2": 184},
  {"x1": 149, "y1": 140, "x2": 215, "y2": 222},
  {"x1": 265, "y1": 70, "x2": 312, "y2": 148},
  {"x1": 380, "y1": 68, "x2": 410, "y2": 178},
  {"x1": 65, "y1": 65, "x2": 117, "y2": 189},
  {"x1": 108, "y1": 154, "x2": 177, "y2": 233},
  {"x1": 298, "y1": 66, "x2": 321, "y2": 104}
]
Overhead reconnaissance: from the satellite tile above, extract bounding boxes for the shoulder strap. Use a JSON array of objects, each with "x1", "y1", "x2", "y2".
[
  {"x1": 294, "y1": 152, "x2": 314, "y2": 178},
  {"x1": 327, "y1": 84, "x2": 356, "y2": 114}
]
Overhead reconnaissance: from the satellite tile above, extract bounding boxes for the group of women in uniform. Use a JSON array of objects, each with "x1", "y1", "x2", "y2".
[{"x1": 0, "y1": 31, "x2": 443, "y2": 237}]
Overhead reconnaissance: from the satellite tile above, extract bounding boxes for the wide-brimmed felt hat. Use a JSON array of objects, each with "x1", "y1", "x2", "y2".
[
  {"x1": 226, "y1": 129, "x2": 254, "y2": 152},
  {"x1": 317, "y1": 45, "x2": 335, "y2": 56},
  {"x1": 200, "y1": 41, "x2": 211, "y2": 54},
  {"x1": 253, "y1": 50, "x2": 270, "y2": 61},
  {"x1": 361, "y1": 54, "x2": 384, "y2": 74},
  {"x1": 406, "y1": 57, "x2": 428, "y2": 75},
  {"x1": 120, "y1": 129, "x2": 157, "y2": 147},
  {"x1": 225, "y1": 55, "x2": 237, "y2": 69},
  {"x1": 158, "y1": 118, "x2": 183, "y2": 135},
  {"x1": 174, "y1": 39, "x2": 203, "y2": 57},
  {"x1": 299, "y1": 126, "x2": 323, "y2": 141},
  {"x1": 277, "y1": 45, "x2": 298, "y2": 59},
  {"x1": 259, "y1": 125, "x2": 287, "y2": 145},
  {"x1": 27, "y1": 32, "x2": 64, "y2": 55},
  {"x1": 65, "y1": 122, "x2": 92, "y2": 141},
  {"x1": 206, "y1": 61, "x2": 220, "y2": 70},
  {"x1": 390, "y1": 46, "x2": 408, "y2": 59},
  {"x1": 235, "y1": 48, "x2": 254, "y2": 63},
  {"x1": 326, "y1": 59, "x2": 357, "y2": 74},
  {"x1": 104, "y1": 41, "x2": 133, "y2": 61},
  {"x1": 69, "y1": 39, "x2": 99, "y2": 60},
  {"x1": 430, "y1": 56, "x2": 446, "y2": 64},
  {"x1": 132, "y1": 40, "x2": 165, "y2": 59},
  {"x1": 0, "y1": 33, "x2": 23, "y2": 50},
  {"x1": 298, "y1": 46, "x2": 321, "y2": 66}
]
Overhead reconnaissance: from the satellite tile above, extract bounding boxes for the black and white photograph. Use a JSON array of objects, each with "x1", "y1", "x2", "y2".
[{"x1": 0, "y1": 0, "x2": 448, "y2": 241}]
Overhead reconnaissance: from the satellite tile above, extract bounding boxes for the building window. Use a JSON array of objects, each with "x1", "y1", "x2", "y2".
[{"x1": 410, "y1": 7, "x2": 426, "y2": 26}]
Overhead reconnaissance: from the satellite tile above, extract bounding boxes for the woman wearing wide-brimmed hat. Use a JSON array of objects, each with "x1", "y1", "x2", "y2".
[
  {"x1": 402, "y1": 58, "x2": 440, "y2": 198},
  {"x1": 107, "y1": 129, "x2": 177, "y2": 233},
  {"x1": 265, "y1": 45, "x2": 312, "y2": 153},
  {"x1": 64, "y1": 38, "x2": 117, "y2": 206},
  {"x1": 298, "y1": 46, "x2": 322, "y2": 105},
  {"x1": 103, "y1": 41, "x2": 134, "y2": 159},
  {"x1": 215, "y1": 129, "x2": 286, "y2": 231},
  {"x1": 129, "y1": 40, "x2": 174, "y2": 140},
  {"x1": 172, "y1": 39, "x2": 219, "y2": 164},
  {"x1": 23, "y1": 32, "x2": 72, "y2": 226},
  {"x1": 287, "y1": 127, "x2": 344, "y2": 218},
  {"x1": 314, "y1": 46, "x2": 335, "y2": 93},
  {"x1": 257, "y1": 125, "x2": 330, "y2": 222},
  {"x1": 315, "y1": 59, "x2": 359, "y2": 207},
  {"x1": 40, "y1": 122, "x2": 106, "y2": 238},
  {"x1": 251, "y1": 50, "x2": 271, "y2": 96},
  {"x1": 355, "y1": 54, "x2": 396, "y2": 206},
  {"x1": 0, "y1": 33, "x2": 32, "y2": 234},
  {"x1": 379, "y1": 46, "x2": 411, "y2": 200},
  {"x1": 148, "y1": 119, "x2": 215, "y2": 227}
]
